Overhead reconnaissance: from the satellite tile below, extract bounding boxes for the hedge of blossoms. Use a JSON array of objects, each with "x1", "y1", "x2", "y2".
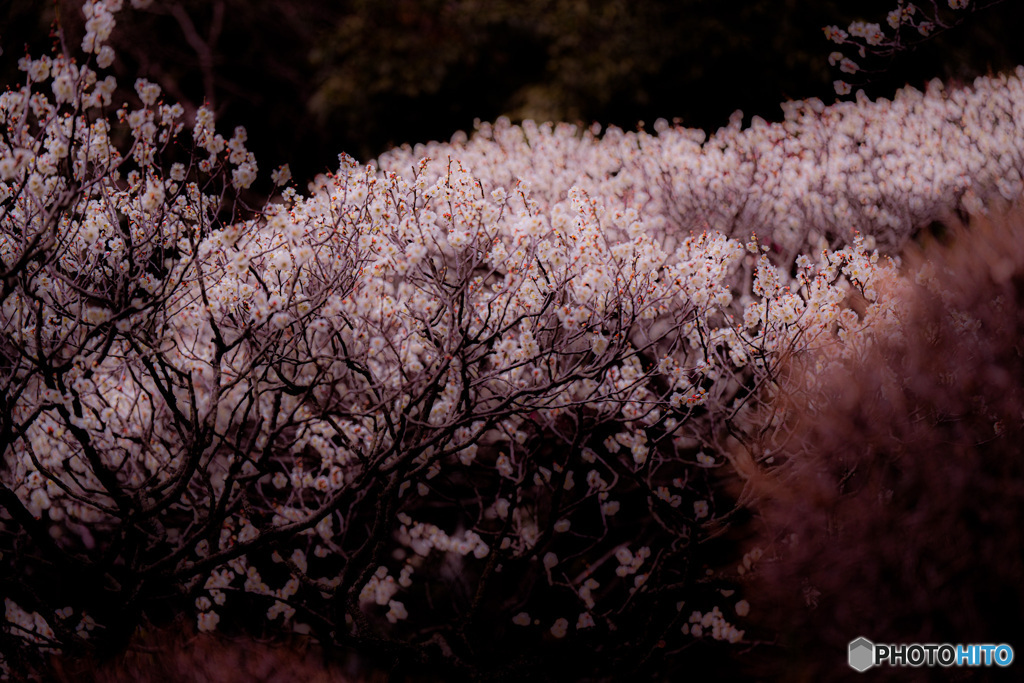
[
  {"x1": 0, "y1": 1, "x2": 1022, "y2": 679},
  {"x1": 380, "y1": 66, "x2": 1024, "y2": 268}
]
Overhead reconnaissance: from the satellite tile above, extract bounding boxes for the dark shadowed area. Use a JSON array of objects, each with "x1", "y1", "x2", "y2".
[{"x1": 4, "y1": 0, "x2": 1024, "y2": 186}]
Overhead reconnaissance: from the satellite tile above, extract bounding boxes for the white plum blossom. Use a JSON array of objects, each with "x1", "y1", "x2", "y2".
[{"x1": 550, "y1": 618, "x2": 569, "y2": 638}]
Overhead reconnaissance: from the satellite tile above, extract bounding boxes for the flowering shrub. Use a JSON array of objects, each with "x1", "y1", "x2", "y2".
[{"x1": 1, "y1": 1, "x2": 1023, "y2": 679}]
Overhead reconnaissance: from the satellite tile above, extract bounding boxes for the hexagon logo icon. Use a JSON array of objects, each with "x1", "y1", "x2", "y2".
[{"x1": 848, "y1": 637, "x2": 875, "y2": 672}]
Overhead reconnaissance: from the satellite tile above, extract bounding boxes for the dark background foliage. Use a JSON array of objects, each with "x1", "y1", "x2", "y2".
[{"x1": 4, "y1": 0, "x2": 1024, "y2": 187}]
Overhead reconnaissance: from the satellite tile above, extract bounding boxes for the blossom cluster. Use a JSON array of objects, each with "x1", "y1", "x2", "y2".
[
  {"x1": 825, "y1": 0, "x2": 1008, "y2": 94},
  {"x1": 0, "y1": 1, "x2": 1020, "y2": 679}
]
